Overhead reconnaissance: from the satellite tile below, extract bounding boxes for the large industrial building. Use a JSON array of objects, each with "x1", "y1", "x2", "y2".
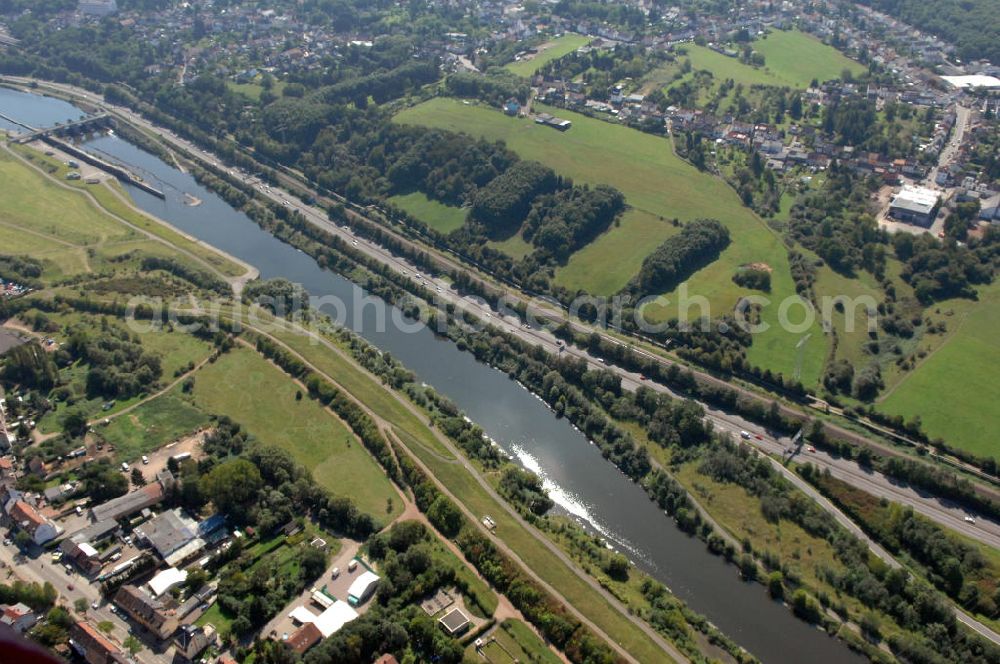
[{"x1": 889, "y1": 185, "x2": 940, "y2": 227}]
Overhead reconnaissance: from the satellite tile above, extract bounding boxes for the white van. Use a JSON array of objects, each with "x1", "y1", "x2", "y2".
[
  {"x1": 141, "y1": 455, "x2": 149, "y2": 465},
  {"x1": 120, "y1": 462, "x2": 129, "y2": 472},
  {"x1": 331, "y1": 567, "x2": 340, "y2": 579},
  {"x1": 347, "y1": 560, "x2": 358, "y2": 573}
]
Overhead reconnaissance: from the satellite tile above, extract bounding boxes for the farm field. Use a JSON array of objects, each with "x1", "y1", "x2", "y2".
[
  {"x1": 388, "y1": 190, "x2": 467, "y2": 234},
  {"x1": 878, "y1": 281, "x2": 1000, "y2": 458},
  {"x1": 190, "y1": 346, "x2": 402, "y2": 519},
  {"x1": 505, "y1": 33, "x2": 591, "y2": 77},
  {"x1": 395, "y1": 98, "x2": 827, "y2": 384}
]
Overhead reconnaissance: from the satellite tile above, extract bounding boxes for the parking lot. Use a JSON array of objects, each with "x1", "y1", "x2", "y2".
[{"x1": 261, "y1": 539, "x2": 366, "y2": 641}]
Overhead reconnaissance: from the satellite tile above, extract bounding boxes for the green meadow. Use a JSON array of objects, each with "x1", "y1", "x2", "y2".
[
  {"x1": 395, "y1": 98, "x2": 827, "y2": 384},
  {"x1": 191, "y1": 346, "x2": 402, "y2": 519},
  {"x1": 679, "y1": 30, "x2": 865, "y2": 90},
  {"x1": 505, "y1": 33, "x2": 592, "y2": 77},
  {"x1": 388, "y1": 190, "x2": 467, "y2": 234},
  {"x1": 878, "y1": 281, "x2": 1000, "y2": 458}
]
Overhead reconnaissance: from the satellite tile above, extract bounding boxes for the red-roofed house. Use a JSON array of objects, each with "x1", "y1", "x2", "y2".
[
  {"x1": 286, "y1": 622, "x2": 322, "y2": 656},
  {"x1": 8, "y1": 499, "x2": 62, "y2": 545},
  {"x1": 1, "y1": 602, "x2": 38, "y2": 633},
  {"x1": 69, "y1": 620, "x2": 128, "y2": 664}
]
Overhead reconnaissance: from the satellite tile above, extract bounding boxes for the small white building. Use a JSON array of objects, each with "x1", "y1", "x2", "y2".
[{"x1": 347, "y1": 570, "x2": 380, "y2": 606}]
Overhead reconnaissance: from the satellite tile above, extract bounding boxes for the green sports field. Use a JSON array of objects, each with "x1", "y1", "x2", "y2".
[
  {"x1": 505, "y1": 33, "x2": 592, "y2": 77},
  {"x1": 395, "y1": 98, "x2": 827, "y2": 384}
]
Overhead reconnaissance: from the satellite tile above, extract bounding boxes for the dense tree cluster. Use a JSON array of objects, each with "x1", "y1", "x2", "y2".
[
  {"x1": 522, "y1": 185, "x2": 625, "y2": 259},
  {"x1": 470, "y1": 161, "x2": 560, "y2": 235},
  {"x1": 0, "y1": 341, "x2": 58, "y2": 391},
  {"x1": 0, "y1": 254, "x2": 43, "y2": 288},
  {"x1": 894, "y1": 229, "x2": 1000, "y2": 304},
  {"x1": 65, "y1": 321, "x2": 162, "y2": 399},
  {"x1": 629, "y1": 218, "x2": 731, "y2": 294},
  {"x1": 444, "y1": 69, "x2": 530, "y2": 106}
]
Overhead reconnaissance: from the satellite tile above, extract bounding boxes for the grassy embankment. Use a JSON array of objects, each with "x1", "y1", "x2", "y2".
[
  {"x1": 10, "y1": 144, "x2": 246, "y2": 278},
  {"x1": 395, "y1": 97, "x2": 826, "y2": 385},
  {"x1": 243, "y1": 317, "x2": 678, "y2": 663}
]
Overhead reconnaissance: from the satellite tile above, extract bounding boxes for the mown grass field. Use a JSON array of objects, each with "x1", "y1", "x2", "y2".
[
  {"x1": 1, "y1": 144, "x2": 245, "y2": 283},
  {"x1": 678, "y1": 30, "x2": 865, "y2": 90},
  {"x1": 388, "y1": 190, "x2": 467, "y2": 234},
  {"x1": 505, "y1": 33, "x2": 592, "y2": 78},
  {"x1": 395, "y1": 98, "x2": 827, "y2": 385},
  {"x1": 190, "y1": 346, "x2": 402, "y2": 519},
  {"x1": 754, "y1": 30, "x2": 866, "y2": 88},
  {"x1": 878, "y1": 280, "x2": 1000, "y2": 458}
]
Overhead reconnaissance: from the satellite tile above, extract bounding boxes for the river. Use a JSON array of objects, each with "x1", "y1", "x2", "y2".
[{"x1": 0, "y1": 87, "x2": 862, "y2": 664}]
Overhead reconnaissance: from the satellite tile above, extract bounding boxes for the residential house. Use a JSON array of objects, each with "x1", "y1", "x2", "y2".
[
  {"x1": 0, "y1": 602, "x2": 37, "y2": 633},
  {"x1": 69, "y1": 621, "x2": 128, "y2": 664},
  {"x1": 8, "y1": 499, "x2": 62, "y2": 545},
  {"x1": 113, "y1": 584, "x2": 179, "y2": 640},
  {"x1": 174, "y1": 624, "x2": 216, "y2": 661}
]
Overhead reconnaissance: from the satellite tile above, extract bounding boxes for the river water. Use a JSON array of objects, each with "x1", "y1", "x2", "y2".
[{"x1": 0, "y1": 87, "x2": 862, "y2": 664}]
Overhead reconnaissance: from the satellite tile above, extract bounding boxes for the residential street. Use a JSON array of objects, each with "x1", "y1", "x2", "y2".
[{"x1": 0, "y1": 540, "x2": 174, "y2": 663}]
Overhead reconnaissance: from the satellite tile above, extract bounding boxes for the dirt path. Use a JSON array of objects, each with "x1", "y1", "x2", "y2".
[{"x1": 232, "y1": 314, "x2": 688, "y2": 664}]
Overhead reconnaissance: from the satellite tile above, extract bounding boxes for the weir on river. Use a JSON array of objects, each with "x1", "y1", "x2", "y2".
[{"x1": 0, "y1": 87, "x2": 864, "y2": 664}]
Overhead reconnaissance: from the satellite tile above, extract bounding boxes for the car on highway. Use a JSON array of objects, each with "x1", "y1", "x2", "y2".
[
  {"x1": 965, "y1": 516, "x2": 977, "y2": 524},
  {"x1": 739, "y1": 430, "x2": 750, "y2": 439},
  {"x1": 807, "y1": 445, "x2": 816, "y2": 453}
]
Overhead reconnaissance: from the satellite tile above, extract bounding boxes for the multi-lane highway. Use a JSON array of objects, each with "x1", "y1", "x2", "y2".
[
  {"x1": 7, "y1": 76, "x2": 1000, "y2": 644},
  {"x1": 15, "y1": 76, "x2": 995, "y2": 548}
]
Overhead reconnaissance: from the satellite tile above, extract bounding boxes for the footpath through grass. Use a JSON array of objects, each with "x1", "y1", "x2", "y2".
[{"x1": 248, "y1": 320, "x2": 673, "y2": 661}]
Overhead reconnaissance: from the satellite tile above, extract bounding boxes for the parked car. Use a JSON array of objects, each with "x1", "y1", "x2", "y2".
[{"x1": 141, "y1": 455, "x2": 149, "y2": 465}]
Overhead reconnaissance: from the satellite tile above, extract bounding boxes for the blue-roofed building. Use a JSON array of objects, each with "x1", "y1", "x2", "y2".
[{"x1": 196, "y1": 514, "x2": 225, "y2": 538}]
